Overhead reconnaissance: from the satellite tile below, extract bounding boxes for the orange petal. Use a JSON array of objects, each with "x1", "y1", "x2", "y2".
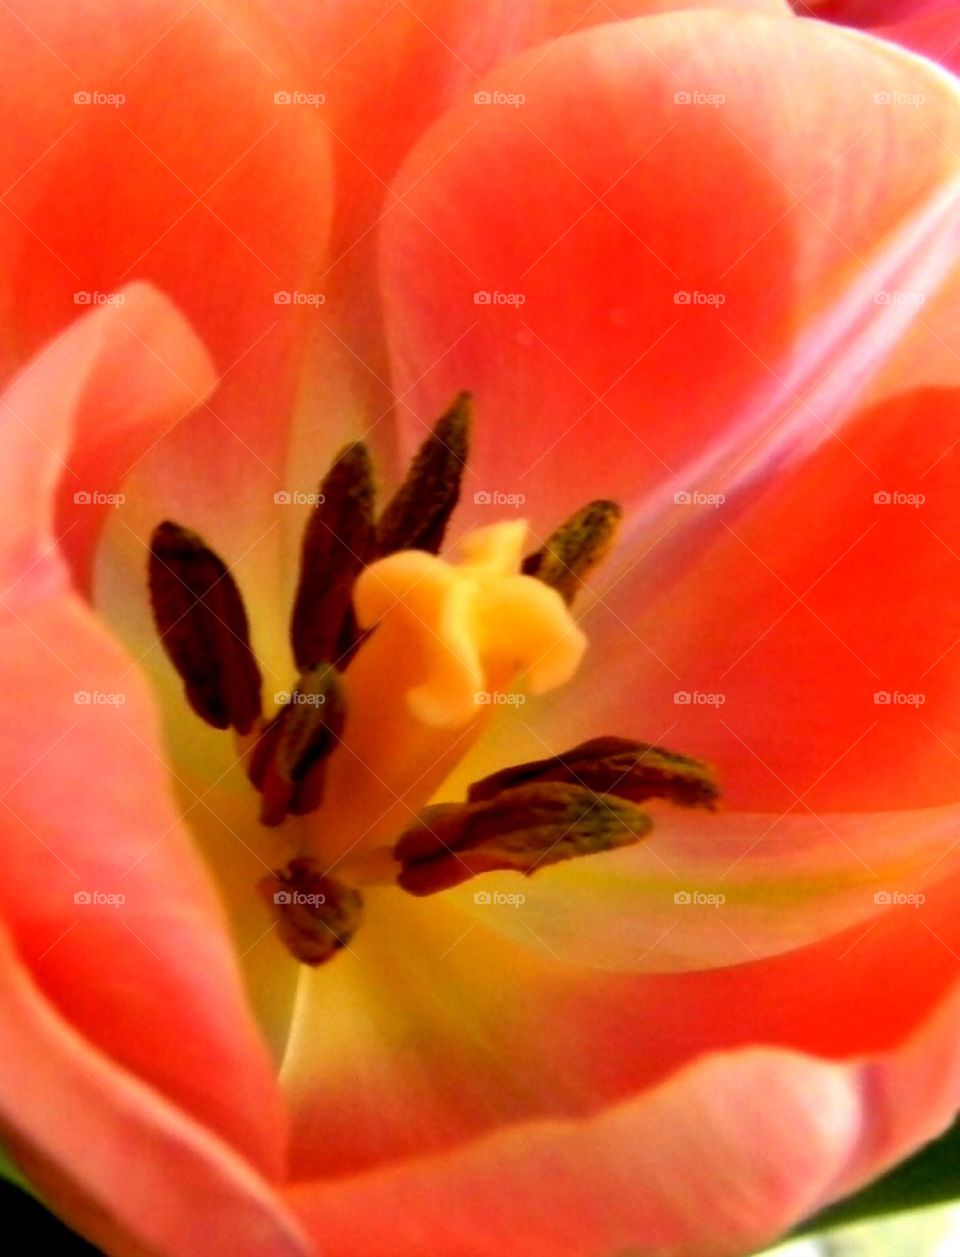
[
  {"x1": 801, "y1": 3, "x2": 960, "y2": 77},
  {"x1": 794, "y1": 2, "x2": 954, "y2": 26},
  {"x1": 287, "y1": 1049, "x2": 862, "y2": 1257},
  {"x1": 422, "y1": 797, "x2": 960, "y2": 971},
  {"x1": 525, "y1": 381, "x2": 960, "y2": 817},
  {"x1": 0, "y1": 287, "x2": 287, "y2": 1176},
  {"x1": 445, "y1": 365, "x2": 960, "y2": 966},
  {"x1": 0, "y1": 0, "x2": 334, "y2": 560},
  {"x1": 285, "y1": 964, "x2": 960, "y2": 1255},
  {"x1": 283, "y1": 875, "x2": 960, "y2": 1251},
  {"x1": 260, "y1": 0, "x2": 792, "y2": 493},
  {"x1": 0, "y1": 920, "x2": 308, "y2": 1257},
  {"x1": 271, "y1": 0, "x2": 791, "y2": 220},
  {"x1": 378, "y1": 10, "x2": 960, "y2": 535},
  {"x1": 874, "y1": 8, "x2": 960, "y2": 75}
]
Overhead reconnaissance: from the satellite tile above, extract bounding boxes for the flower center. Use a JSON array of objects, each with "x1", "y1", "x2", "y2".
[{"x1": 148, "y1": 396, "x2": 718, "y2": 966}]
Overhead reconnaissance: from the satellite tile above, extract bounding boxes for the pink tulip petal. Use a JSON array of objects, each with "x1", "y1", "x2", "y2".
[
  {"x1": 271, "y1": 0, "x2": 791, "y2": 216},
  {"x1": 367, "y1": 5, "x2": 960, "y2": 973},
  {"x1": 0, "y1": 920, "x2": 308, "y2": 1257},
  {"x1": 0, "y1": 0, "x2": 335, "y2": 562},
  {"x1": 378, "y1": 11, "x2": 960, "y2": 534},
  {"x1": 280, "y1": 866, "x2": 960, "y2": 1178},
  {"x1": 280, "y1": 8, "x2": 960, "y2": 1184},
  {"x1": 285, "y1": 888, "x2": 960, "y2": 1254},
  {"x1": 0, "y1": 288, "x2": 287, "y2": 1176},
  {"x1": 257, "y1": 0, "x2": 791, "y2": 504},
  {"x1": 794, "y1": 2, "x2": 957, "y2": 25},
  {"x1": 286, "y1": 1049, "x2": 861, "y2": 1257},
  {"x1": 800, "y1": 2, "x2": 960, "y2": 76},
  {"x1": 874, "y1": 8, "x2": 960, "y2": 74},
  {"x1": 421, "y1": 794, "x2": 960, "y2": 971},
  {"x1": 516, "y1": 379, "x2": 960, "y2": 813},
  {"x1": 36, "y1": 281, "x2": 213, "y2": 592},
  {"x1": 441, "y1": 362, "x2": 960, "y2": 965}
]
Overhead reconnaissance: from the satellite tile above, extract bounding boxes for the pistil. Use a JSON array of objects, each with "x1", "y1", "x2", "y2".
[{"x1": 147, "y1": 395, "x2": 719, "y2": 968}]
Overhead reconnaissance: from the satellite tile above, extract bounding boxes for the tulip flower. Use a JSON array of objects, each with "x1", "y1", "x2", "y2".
[
  {"x1": 793, "y1": 2, "x2": 960, "y2": 73},
  {"x1": 2, "y1": 1, "x2": 960, "y2": 1254}
]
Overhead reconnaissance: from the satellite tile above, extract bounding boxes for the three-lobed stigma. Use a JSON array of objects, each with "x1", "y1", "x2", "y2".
[{"x1": 148, "y1": 396, "x2": 718, "y2": 966}]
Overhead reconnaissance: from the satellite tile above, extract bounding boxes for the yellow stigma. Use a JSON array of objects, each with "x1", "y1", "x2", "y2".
[
  {"x1": 312, "y1": 520, "x2": 587, "y2": 869},
  {"x1": 353, "y1": 520, "x2": 587, "y2": 728}
]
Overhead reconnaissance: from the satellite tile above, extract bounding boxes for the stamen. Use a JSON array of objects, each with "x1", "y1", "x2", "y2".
[
  {"x1": 149, "y1": 521, "x2": 262, "y2": 734},
  {"x1": 259, "y1": 858, "x2": 362, "y2": 966},
  {"x1": 394, "y1": 782, "x2": 651, "y2": 896},
  {"x1": 148, "y1": 396, "x2": 719, "y2": 971},
  {"x1": 249, "y1": 665, "x2": 346, "y2": 827},
  {"x1": 523, "y1": 499, "x2": 621, "y2": 603},
  {"x1": 290, "y1": 442, "x2": 375, "y2": 671},
  {"x1": 467, "y1": 736, "x2": 718, "y2": 810},
  {"x1": 376, "y1": 392, "x2": 471, "y2": 557}
]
